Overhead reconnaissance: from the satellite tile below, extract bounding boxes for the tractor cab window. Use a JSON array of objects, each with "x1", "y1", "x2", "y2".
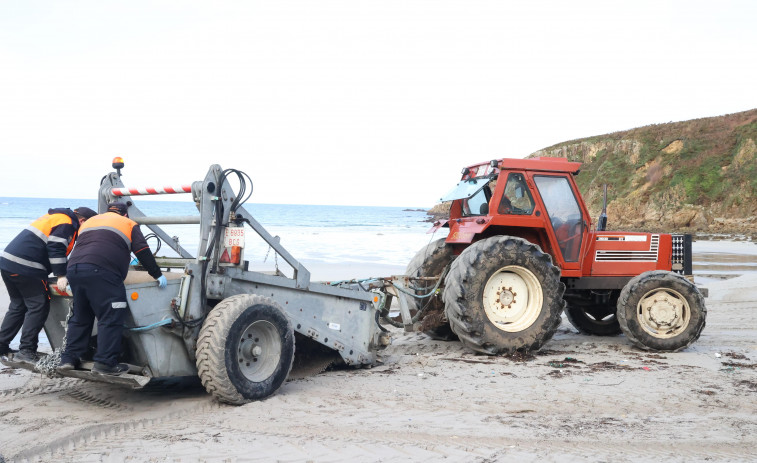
[
  {"x1": 461, "y1": 179, "x2": 496, "y2": 216},
  {"x1": 441, "y1": 176, "x2": 496, "y2": 217},
  {"x1": 534, "y1": 176, "x2": 583, "y2": 263},
  {"x1": 498, "y1": 173, "x2": 535, "y2": 215}
]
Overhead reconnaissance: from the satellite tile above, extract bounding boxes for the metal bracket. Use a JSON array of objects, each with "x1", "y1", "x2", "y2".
[{"x1": 391, "y1": 278, "x2": 416, "y2": 332}]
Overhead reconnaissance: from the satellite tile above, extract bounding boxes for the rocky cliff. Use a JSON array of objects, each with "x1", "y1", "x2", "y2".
[
  {"x1": 429, "y1": 109, "x2": 757, "y2": 237},
  {"x1": 530, "y1": 109, "x2": 757, "y2": 236}
]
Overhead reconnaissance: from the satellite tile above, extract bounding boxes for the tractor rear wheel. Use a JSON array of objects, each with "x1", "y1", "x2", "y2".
[
  {"x1": 196, "y1": 294, "x2": 295, "y2": 404},
  {"x1": 617, "y1": 271, "x2": 706, "y2": 352},
  {"x1": 405, "y1": 238, "x2": 457, "y2": 340},
  {"x1": 443, "y1": 236, "x2": 564, "y2": 355},
  {"x1": 564, "y1": 290, "x2": 622, "y2": 336}
]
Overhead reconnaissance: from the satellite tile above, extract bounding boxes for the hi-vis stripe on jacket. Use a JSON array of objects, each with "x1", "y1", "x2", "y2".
[
  {"x1": 67, "y1": 212, "x2": 153, "y2": 280},
  {"x1": 0, "y1": 208, "x2": 80, "y2": 279}
]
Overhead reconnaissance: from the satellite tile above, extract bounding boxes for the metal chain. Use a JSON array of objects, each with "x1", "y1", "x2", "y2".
[
  {"x1": 35, "y1": 299, "x2": 74, "y2": 377},
  {"x1": 263, "y1": 245, "x2": 280, "y2": 273}
]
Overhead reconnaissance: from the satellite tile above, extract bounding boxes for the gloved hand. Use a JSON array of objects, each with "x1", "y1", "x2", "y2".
[
  {"x1": 56, "y1": 276, "x2": 68, "y2": 293},
  {"x1": 157, "y1": 275, "x2": 167, "y2": 289}
]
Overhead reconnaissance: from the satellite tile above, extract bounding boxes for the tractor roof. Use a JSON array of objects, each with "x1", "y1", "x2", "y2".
[{"x1": 463, "y1": 157, "x2": 582, "y2": 178}]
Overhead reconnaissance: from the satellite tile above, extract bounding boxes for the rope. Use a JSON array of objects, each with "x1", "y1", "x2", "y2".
[
  {"x1": 393, "y1": 274, "x2": 446, "y2": 299},
  {"x1": 127, "y1": 319, "x2": 173, "y2": 332}
]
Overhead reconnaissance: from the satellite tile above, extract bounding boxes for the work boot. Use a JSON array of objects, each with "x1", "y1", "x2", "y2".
[
  {"x1": 14, "y1": 350, "x2": 44, "y2": 363},
  {"x1": 0, "y1": 346, "x2": 18, "y2": 356},
  {"x1": 57, "y1": 362, "x2": 76, "y2": 372},
  {"x1": 92, "y1": 362, "x2": 129, "y2": 376}
]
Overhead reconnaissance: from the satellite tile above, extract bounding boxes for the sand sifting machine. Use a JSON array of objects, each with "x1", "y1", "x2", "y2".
[{"x1": 1, "y1": 159, "x2": 401, "y2": 404}]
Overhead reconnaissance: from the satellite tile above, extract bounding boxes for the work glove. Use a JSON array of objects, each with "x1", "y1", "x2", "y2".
[
  {"x1": 157, "y1": 275, "x2": 167, "y2": 289},
  {"x1": 56, "y1": 276, "x2": 68, "y2": 293}
]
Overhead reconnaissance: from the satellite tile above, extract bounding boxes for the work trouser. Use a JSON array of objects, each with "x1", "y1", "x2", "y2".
[
  {"x1": 61, "y1": 264, "x2": 128, "y2": 367},
  {"x1": 0, "y1": 270, "x2": 50, "y2": 353}
]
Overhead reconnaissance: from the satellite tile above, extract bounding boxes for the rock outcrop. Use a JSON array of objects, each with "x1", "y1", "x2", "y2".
[{"x1": 428, "y1": 109, "x2": 757, "y2": 237}]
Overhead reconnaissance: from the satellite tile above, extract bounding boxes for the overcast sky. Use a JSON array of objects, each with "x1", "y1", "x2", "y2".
[{"x1": 0, "y1": 1, "x2": 755, "y2": 207}]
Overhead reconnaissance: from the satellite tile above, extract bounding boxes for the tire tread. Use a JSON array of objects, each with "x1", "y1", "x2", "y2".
[
  {"x1": 196, "y1": 294, "x2": 293, "y2": 404},
  {"x1": 444, "y1": 236, "x2": 564, "y2": 355},
  {"x1": 617, "y1": 271, "x2": 706, "y2": 352}
]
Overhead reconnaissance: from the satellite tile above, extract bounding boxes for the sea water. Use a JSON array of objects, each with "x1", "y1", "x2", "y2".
[
  {"x1": 3, "y1": 196, "x2": 757, "y2": 279},
  {"x1": 0, "y1": 197, "x2": 447, "y2": 276},
  {"x1": 0, "y1": 197, "x2": 448, "y2": 350}
]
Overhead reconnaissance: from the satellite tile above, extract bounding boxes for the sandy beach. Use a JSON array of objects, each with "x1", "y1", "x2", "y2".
[{"x1": 1, "y1": 266, "x2": 756, "y2": 462}]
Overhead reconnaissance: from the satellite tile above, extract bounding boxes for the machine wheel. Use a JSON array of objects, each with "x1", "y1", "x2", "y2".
[
  {"x1": 617, "y1": 271, "x2": 706, "y2": 352},
  {"x1": 196, "y1": 294, "x2": 295, "y2": 404},
  {"x1": 405, "y1": 238, "x2": 457, "y2": 340},
  {"x1": 443, "y1": 236, "x2": 565, "y2": 355},
  {"x1": 564, "y1": 290, "x2": 622, "y2": 336}
]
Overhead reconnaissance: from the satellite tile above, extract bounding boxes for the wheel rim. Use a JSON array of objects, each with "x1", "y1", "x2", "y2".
[
  {"x1": 237, "y1": 320, "x2": 282, "y2": 382},
  {"x1": 482, "y1": 265, "x2": 543, "y2": 332},
  {"x1": 636, "y1": 288, "x2": 691, "y2": 338}
]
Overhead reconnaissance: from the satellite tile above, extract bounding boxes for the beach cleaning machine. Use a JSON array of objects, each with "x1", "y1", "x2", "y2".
[{"x1": 1, "y1": 159, "x2": 429, "y2": 404}]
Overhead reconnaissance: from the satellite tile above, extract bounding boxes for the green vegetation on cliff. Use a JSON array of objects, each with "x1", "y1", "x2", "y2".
[{"x1": 530, "y1": 108, "x2": 757, "y2": 233}]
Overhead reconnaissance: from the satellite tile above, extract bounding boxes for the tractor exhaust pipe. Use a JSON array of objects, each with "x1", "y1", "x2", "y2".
[{"x1": 596, "y1": 184, "x2": 608, "y2": 231}]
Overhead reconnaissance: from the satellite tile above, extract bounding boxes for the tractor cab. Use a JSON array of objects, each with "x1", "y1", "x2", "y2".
[{"x1": 434, "y1": 157, "x2": 589, "y2": 274}]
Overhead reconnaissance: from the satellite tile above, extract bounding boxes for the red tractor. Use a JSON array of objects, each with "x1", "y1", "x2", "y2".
[{"x1": 406, "y1": 157, "x2": 706, "y2": 354}]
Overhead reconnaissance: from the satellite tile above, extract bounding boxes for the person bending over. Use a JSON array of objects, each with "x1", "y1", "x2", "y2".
[
  {"x1": 58, "y1": 202, "x2": 167, "y2": 376},
  {"x1": 0, "y1": 206, "x2": 97, "y2": 362}
]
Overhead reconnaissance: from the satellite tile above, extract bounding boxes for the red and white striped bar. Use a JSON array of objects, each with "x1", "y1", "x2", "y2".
[{"x1": 111, "y1": 185, "x2": 193, "y2": 196}]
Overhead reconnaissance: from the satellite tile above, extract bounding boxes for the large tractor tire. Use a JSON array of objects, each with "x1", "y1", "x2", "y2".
[
  {"x1": 405, "y1": 238, "x2": 458, "y2": 340},
  {"x1": 617, "y1": 271, "x2": 706, "y2": 352},
  {"x1": 564, "y1": 290, "x2": 622, "y2": 336},
  {"x1": 443, "y1": 236, "x2": 565, "y2": 355},
  {"x1": 196, "y1": 294, "x2": 295, "y2": 404}
]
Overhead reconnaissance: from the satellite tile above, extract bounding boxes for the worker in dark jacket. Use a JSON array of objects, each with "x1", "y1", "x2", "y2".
[
  {"x1": 58, "y1": 202, "x2": 167, "y2": 375},
  {"x1": 0, "y1": 206, "x2": 98, "y2": 361}
]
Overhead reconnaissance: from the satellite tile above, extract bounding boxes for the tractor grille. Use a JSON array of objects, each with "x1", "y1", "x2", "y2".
[
  {"x1": 595, "y1": 234, "x2": 659, "y2": 262},
  {"x1": 671, "y1": 234, "x2": 693, "y2": 275}
]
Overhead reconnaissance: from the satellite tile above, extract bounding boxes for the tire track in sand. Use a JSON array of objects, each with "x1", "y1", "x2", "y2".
[{"x1": 7, "y1": 379, "x2": 217, "y2": 462}]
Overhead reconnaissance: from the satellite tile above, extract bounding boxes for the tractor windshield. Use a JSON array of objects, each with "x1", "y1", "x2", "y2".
[
  {"x1": 440, "y1": 177, "x2": 490, "y2": 202},
  {"x1": 461, "y1": 180, "x2": 496, "y2": 216}
]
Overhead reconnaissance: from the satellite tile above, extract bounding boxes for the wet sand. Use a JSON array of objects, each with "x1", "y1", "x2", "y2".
[{"x1": 1, "y1": 262, "x2": 756, "y2": 462}]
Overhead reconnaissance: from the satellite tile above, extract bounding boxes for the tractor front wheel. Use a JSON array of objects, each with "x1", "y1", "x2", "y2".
[
  {"x1": 443, "y1": 236, "x2": 564, "y2": 355},
  {"x1": 196, "y1": 294, "x2": 295, "y2": 404},
  {"x1": 617, "y1": 271, "x2": 706, "y2": 352}
]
